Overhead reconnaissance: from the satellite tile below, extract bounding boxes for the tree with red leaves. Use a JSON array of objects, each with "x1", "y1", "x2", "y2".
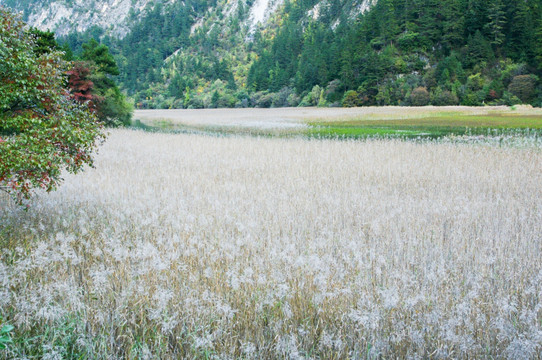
[
  {"x1": 67, "y1": 61, "x2": 97, "y2": 106},
  {"x1": 0, "y1": 8, "x2": 105, "y2": 204}
]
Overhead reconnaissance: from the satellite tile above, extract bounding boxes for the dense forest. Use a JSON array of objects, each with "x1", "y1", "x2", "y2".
[
  {"x1": 247, "y1": 0, "x2": 542, "y2": 108},
  {"x1": 59, "y1": 0, "x2": 542, "y2": 108}
]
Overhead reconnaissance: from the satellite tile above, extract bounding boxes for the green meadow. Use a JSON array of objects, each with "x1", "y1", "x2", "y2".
[{"x1": 308, "y1": 114, "x2": 542, "y2": 138}]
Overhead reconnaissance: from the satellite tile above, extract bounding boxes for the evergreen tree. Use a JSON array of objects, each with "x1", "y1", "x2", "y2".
[
  {"x1": 81, "y1": 39, "x2": 132, "y2": 126},
  {"x1": 507, "y1": 0, "x2": 535, "y2": 63},
  {"x1": 82, "y1": 39, "x2": 119, "y2": 76},
  {"x1": 484, "y1": 0, "x2": 506, "y2": 50},
  {"x1": 465, "y1": 0, "x2": 488, "y2": 36},
  {"x1": 535, "y1": 19, "x2": 542, "y2": 70},
  {"x1": 28, "y1": 28, "x2": 59, "y2": 56},
  {"x1": 465, "y1": 31, "x2": 494, "y2": 68},
  {"x1": 441, "y1": 0, "x2": 466, "y2": 52}
]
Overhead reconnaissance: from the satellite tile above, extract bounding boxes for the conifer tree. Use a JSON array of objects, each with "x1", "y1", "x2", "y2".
[
  {"x1": 484, "y1": 0, "x2": 506, "y2": 51},
  {"x1": 80, "y1": 39, "x2": 132, "y2": 126}
]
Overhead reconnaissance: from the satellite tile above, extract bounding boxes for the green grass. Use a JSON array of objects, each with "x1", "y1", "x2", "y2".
[
  {"x1": 307, "y1": 114, "x2": 542, "y2": 139},
  {"x1": 308, "y1": 126, "x2": 429, "y2": 138}
]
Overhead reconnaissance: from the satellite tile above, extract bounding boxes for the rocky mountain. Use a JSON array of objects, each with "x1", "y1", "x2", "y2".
[
  {"x1": 1, "y1": 0, "x2": 374, "y2": 38},
  {"x1": 1, "y1": 0, "x2": 156, "y2": 37}
]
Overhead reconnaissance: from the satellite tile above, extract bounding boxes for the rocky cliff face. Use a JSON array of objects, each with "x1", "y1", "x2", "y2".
[
  {"x1": 1, "y1": 0, "x2": 163, "y2": 37},
  {"x1": 1, "y1": 0, "x2": 375, "y2": 38}
]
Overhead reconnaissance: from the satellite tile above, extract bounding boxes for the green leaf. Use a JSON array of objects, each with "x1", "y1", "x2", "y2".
[
  {"x1": 0, "y1": 334, "x2": 12, "y2": 349},
  {"x1": 0, "y1": 325, "x2": 14, "y2": 334}
]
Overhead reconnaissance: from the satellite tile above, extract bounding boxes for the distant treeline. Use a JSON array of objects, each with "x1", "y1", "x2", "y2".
[{"x1": 60, "y1": 0, "x2": 542, "y2": 108}]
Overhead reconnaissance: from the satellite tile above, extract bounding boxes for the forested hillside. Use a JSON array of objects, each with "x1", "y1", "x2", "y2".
[
  {"x1": 136, "y1": 0, "x2": 542, "y2": 108},
  {"x1": 5, "y1": 0, "x2": 541, "y2": 108},
  {"x1": 57, "y1": 0, "x2": 377, "y2": 109},
  {"x1": 245, "y1": 0, "x2": 542, "y2": 108}
]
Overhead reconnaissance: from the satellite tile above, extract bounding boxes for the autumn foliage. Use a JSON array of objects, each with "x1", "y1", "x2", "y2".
[
  {"x1": 0, "y1": 8, "x2": 105, "y2": 203},
  {"x1": 66, "y1": 61, "x2": 96, "y2": 105}
]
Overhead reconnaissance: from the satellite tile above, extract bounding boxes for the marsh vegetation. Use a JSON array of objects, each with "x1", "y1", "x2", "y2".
[
  {"x1": 133, "y1": 106, "x2": 542, "y2": 139},
  {"x1": 1, "y1": 118, "x2": 541, "y2": 358}
]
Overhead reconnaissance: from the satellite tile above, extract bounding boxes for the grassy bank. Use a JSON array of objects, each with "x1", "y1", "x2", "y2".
[{"x1": 133, "y1": 107, "x2": 542, "y2": 139}]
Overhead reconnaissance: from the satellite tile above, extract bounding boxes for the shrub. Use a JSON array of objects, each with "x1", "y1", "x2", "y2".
[
  {"x1": 410, "y1": 87, "x2": 430, "y2": 106},
  {"x1": 342, "y1": 90, "x2": 361, "y2": 107},
  {"x1": 462, "y1": 90, "x2": 486, "y2": 106},
  {"x1": 501, "y1": 91, "x2": 522, "y2": 106},
  {"x1": 251, "y1": 91, "x2": 273, "y2": 108},
  {"x1": 271, "y1": 87, "x2": 295, "y2": 108},
  {"x1": 466, "y1": 73, "x2": 485, "y2": 92},
  {"x1": 324, "y1": 79, "x2": 343, "y2": 103},
  {"x1": 300, "y1": 85, "x2": 323, "y2": 107},
  {"x1": 287, "y1": 93, "x2": 301, "y2": 107},
  {"x1": 508, "y1": 75, "x2": 538, "y2": 104},
  {"x1": 432, "y1": 89, "x2": 459, "y2": 106},
  {"x1": 499, "y1": 61, "x2": 528, "y2": 87}
]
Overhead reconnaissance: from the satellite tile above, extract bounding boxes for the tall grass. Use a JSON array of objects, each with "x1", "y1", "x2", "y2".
[{"x1": 1, "y1": 129, "x2": 542, "y2": 359}]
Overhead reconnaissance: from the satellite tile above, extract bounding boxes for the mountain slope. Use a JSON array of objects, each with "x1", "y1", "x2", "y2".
[
  {"x1": 117, "y1": 0, "x2": 376, "y2": 108},
  {"x1": 2, "y1": 0, "x2": 541, "y2": 109},
  {"x1": 1, "y1": 0, "x2": 376, "y2": 104}
]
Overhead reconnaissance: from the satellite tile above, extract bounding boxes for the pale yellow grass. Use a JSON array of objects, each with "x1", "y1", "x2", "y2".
[{"x1": 1, "y1": 129, "x2": 541, "y2": 359}]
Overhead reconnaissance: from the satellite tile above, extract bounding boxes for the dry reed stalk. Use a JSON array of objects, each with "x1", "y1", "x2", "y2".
[{"x1": 1, "y1": 129, "x2": 541, "y2": 359}]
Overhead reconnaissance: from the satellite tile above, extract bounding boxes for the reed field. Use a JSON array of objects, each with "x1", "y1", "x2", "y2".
[{"x1": 1, "y1": 126, "x2": 542, "y2": 359}]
